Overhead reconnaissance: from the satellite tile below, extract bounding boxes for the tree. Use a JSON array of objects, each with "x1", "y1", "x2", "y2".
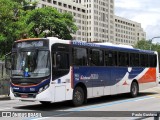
[
  {"x1": 134, "y1": 39, "x2": 151, "y2": 50},
  {"x1": 0, "y1": 0, "x2": 22, "y2": 58},
  {"x1": 0, "y1": 1, "x2": 78, "y2": 59},
  {"x1": 22, "y1": 7, "x2": 78, "y2": 39},
  {"x1": 134, "y1": 39, "x2": 160, "y2": 53}
]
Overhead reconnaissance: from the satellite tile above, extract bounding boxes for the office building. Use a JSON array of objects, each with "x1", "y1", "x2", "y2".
[{"x1": 37, "y1": 0, "x2": 146, "y2": 45}]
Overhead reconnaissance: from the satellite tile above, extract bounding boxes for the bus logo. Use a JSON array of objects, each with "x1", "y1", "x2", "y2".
[{"x1": 80, "y1": 74, "x2": 99, "y2": 80}]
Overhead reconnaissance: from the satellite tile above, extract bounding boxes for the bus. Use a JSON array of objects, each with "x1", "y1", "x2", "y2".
[{"x1": 5, "y1": 37, "x2": 159, "y2": 106}]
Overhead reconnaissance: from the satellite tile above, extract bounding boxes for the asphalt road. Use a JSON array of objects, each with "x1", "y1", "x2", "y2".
[{"x1": 0, "y1": 85, "x2": 160, "y2": 120}]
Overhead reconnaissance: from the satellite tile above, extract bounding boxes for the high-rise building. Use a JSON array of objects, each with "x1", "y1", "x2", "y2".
[
  {"x1": 37, "y1": 0, "x2": 146, "y2": 45},
  {"x1": 115, "y1": 16, "x2": 146, "y2": 45}
]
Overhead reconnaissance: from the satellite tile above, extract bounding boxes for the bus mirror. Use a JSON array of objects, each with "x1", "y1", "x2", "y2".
[{"x1": 5, "y1": 52, "x2": 11, "y2": 70}]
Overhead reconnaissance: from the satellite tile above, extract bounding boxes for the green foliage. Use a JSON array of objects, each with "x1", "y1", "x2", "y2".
[
  {"x1": 134, "y1": 40, "x2": 151, "y2": 50},
  {"x1": 0, "y1": 0, "x2": 78, "y2": 59},
  {"x1": 134, "y1": 39, "x2": 160, "y2": 53},
  {"x1": 0, "y1": 0, "x2": 21, "y2": 58},
  {"x1": 23, "y1": 7, "x2": 78, "y2": 39}
]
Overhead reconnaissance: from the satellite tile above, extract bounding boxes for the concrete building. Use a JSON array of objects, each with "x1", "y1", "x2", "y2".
[
  {"x1": 115, "y1": 16, "x2": 146, "y2": 45},
  {"x1": 37, "y1": 0, "x2": 146, "y2": 45}
]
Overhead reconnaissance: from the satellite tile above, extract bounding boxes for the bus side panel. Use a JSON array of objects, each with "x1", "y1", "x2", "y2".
[
  {"x1": 137, "y1": 68, "x2": 157, "y2": 91},
  {"x1": 73, "y1": 67, "x2": 111, "y2": 98},
  {"x1": 49, "y1": 71, "x2": 73, "y2": 102},
  {"x1": 73, "y1": 67, "x2": 158, "y2": 98}
]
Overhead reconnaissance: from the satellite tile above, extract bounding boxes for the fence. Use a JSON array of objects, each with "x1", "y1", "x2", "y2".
[{"x1": 0, "y1": 62, "x2": 10, "y2": 95}]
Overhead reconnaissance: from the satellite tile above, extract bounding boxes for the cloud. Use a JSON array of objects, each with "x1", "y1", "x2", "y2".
[
  {"x1": 115, "y1": 0, "x2": 160, "y2": 40},
  {"x1": 146, "y1": 25, "x2": 160, "y2": 43}
]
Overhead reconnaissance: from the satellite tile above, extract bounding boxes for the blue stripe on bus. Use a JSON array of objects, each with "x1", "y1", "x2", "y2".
[
  {"x1": 11, "y1": 79, "x2": 50, "y2": 93},
  {"x1": 73, "y1": 67, "x2": 144, "y2": 87}
]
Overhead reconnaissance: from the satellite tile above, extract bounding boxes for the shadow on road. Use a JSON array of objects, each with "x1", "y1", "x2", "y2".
[{"x1": 14, "y1": 91, "x2": 157, "y2": 112}]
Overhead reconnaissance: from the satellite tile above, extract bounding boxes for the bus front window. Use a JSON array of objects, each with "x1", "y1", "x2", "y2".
[{"x1": 12, "y1": 50, "x2": 50, "y2": 78}]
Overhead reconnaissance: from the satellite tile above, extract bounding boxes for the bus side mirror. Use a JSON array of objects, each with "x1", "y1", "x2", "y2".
[{"x1": 5, "y1": 52, "x2": 12, "y2": 70}]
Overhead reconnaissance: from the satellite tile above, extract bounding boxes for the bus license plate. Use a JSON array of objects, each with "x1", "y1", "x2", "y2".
[{"x1": 21, "y1": 94, "x2": 28, "y2": 98}]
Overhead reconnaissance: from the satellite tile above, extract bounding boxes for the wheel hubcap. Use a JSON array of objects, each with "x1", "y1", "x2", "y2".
[
  {"x1": 74, "y1": 91, "x2": 82, "y2": 103},
  {"x1": 132, "y1": 84, "x2": 137, "y2": 95}
]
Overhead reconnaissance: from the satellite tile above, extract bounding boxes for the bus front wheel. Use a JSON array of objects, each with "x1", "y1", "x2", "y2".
[
  {"x1": 72, "y1": 87, "x2": 84, "y2": 106},
  {"x1": 130, "y1": 82, "x2": 139, "y2": 97}
]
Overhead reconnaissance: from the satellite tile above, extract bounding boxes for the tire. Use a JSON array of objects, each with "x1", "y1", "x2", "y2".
[
  {"x1": 72, "y1": 87, "x2": 84, "y2": 106},
  {"x1": 40, "y1": 101, "x2": 51, "y2": 105},
  {"x1": 130, "y1": 82, "x2": 139, "y2": 97}
]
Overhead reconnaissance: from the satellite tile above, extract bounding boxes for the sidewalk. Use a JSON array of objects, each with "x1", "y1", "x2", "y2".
[
  {"x1": 144, "y1": 84, "x2": 160, "y2": 94},
  {"x1": 0, "y1": 95, "x2": 10, "y2": 100}
]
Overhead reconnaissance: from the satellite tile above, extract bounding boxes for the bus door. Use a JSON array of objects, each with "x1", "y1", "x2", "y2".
[{"x1": 52, "y1": 44, "x2": 70, "y2": 102}]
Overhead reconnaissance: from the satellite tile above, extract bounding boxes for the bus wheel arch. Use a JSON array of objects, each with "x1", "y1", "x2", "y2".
[
  {"x1": 130, "y1": 80, "x2": 139, "y2": 97},
  {"x1": 72, "y1": 83, "x2": 87, "y2": 106}
]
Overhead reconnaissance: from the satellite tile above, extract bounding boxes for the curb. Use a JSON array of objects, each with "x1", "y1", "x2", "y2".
[{"x1": 0, "y1": 95, "x2": 10, "y2": 100}]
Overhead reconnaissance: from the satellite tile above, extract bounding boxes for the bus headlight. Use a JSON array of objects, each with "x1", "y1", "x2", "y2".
[
  {"x1": 38, "y1": 87, "x2": 43, "y2": 93},
  {"x1": 44, "y1": 85, "x2": 49, "y2": 89},
  {"x1": 38, "y1": 84, "x2": 49, "y2": 93}
]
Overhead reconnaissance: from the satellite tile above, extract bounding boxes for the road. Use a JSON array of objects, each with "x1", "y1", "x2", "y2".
[{"x1": 0, "y1": 85, "x2": 160, "y2": 120}]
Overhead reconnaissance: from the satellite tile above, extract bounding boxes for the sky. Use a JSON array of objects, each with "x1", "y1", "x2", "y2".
[{"x1": 115, "y1": 0, "x2": 160, "y2": 42}]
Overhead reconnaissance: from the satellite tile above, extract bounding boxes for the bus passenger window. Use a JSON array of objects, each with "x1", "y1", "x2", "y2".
[
  {"x1": 90, "y1": 49, "x2": 103, "y2": 66},
  {"x1": 118, "y1": 52, "x2": 129, "y2": 66},
  {"x1": 130, "y1": 53, "x2": 139, "y2": 67},
  {"x1": 72, "y1": 47, "x2": 88, "y2": 66},
  {"x1": 105, "y1": 51, "x2": 117, "y2": 66}
]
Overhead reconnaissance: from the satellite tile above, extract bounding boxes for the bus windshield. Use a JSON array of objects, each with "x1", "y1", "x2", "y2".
[{"x1": 12, "y1": 50, "x2": 50, "y2": 78}]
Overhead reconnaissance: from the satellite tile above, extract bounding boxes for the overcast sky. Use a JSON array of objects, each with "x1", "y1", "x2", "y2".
[{"x1": 115, "y1": 0, "x2": 160, "y2": 42}]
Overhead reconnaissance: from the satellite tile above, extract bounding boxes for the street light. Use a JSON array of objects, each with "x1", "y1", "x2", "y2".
[{"x1": 149, "y1": 36, "x2": 160, "y2": 50}]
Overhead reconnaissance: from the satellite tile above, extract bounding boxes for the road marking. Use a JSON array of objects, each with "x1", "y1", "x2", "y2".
[
  {"x1": 28, "y1": 96, "x2": 154, "y2": 120},
  {"x1": 0, "y1": 107, "x2": 12, "y2": 111},
  {"x1": 67, "y1": 96, "x2": 154, "y2": 111},
  {"x1": 149, "y1": 94, "x2": 160, "y2": 98}
]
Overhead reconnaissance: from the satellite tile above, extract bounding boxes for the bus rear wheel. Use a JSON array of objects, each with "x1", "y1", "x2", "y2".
[
  {"x1": 72, "y1": 87, "x2": 84, "y2": 106},
  {"x1": 130, "y1": 82, "x2": 139, "y2": 97}
]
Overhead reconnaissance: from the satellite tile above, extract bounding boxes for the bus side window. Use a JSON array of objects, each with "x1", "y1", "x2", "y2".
[
  {"x1": 149, "y1": 54, "x2": 157, "y2": 67},
  {"x1": 105, "y1": 51, "x2": 117, "y2": 66},
  {"x1": 90, "y1": 49, "x2": 103, "y2": 66},
  {"x1": 118, "y1": 52, "x2": 129, "y2": 66},
  {"x1": 56, "y1": 53, "x2": 69, "y2": 69},
  {"x1": 130, "y1": 53, "x2": 139, "y2": 67},
  {"x1": 72, "y1": 47, "x2": 88, "y2": 66}
]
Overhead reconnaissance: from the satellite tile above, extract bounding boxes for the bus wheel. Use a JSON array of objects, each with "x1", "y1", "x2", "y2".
[
  {"x1": 72, "y1": 87, "x2": 84, "y2": 106},
  {"x1": 40, "y1": 101, "x2": 51, "y2": 105},
  {"x1": 130, "y1": 82, "x2": 138, "y2": 97}
]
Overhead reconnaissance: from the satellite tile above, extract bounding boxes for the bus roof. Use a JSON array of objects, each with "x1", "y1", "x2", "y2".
[
  {"x1": 14, "y1": 37, "x2": 156, "y2": 54},
  {"x1": 71, "y1": 40, "x2": 155, "y2": 54}
]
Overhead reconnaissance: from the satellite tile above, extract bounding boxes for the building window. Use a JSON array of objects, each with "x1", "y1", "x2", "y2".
[
  {"x1": 63, "y1": 4, "x2": 67, "y2": 7},
  {"x1": 53, "y1": 1, "x2": 57, "y2": 4},
  {"x1": 58, "y1": 2, "x2": 62, "y2": 6}
]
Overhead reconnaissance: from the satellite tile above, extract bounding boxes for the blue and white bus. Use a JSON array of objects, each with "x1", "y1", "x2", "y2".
[{"x1": 5, "y1": 37, "x2": 159, "y2": 106}]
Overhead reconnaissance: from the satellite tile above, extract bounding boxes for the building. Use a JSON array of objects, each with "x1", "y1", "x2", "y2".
[
  {"x1": 115, "y1": 16, "x2": 146, "y2": 45},
  {"x1": 37, "y1": 0, "x2": 146, "y2": 45}
]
